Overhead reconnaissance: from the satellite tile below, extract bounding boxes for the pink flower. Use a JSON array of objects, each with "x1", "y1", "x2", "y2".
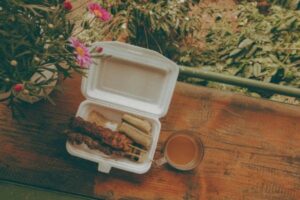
[
  {"x1": 87, "y1": 3, "x2": 111, "y2": 22},
  {"x1": 69, "y1": 38, "x2": 91, "y2": 68}
]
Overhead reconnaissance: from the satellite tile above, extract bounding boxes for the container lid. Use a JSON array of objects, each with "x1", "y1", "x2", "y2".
[{"x1": 81, "y1": 42, "x2": 179, "y2": 118}]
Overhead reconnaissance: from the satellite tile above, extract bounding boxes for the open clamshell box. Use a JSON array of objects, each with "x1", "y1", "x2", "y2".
[{"x1": 66, "y1": 42, "x2": 179, "y2": 174}]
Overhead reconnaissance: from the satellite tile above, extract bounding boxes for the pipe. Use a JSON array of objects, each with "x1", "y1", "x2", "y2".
[{"x1": 179, "y1": 66, "x2": 300, "y2": 98}]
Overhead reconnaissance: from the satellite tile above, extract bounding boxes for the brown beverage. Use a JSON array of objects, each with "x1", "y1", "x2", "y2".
[{"x1": 164, "y1": 132, "x2": 203, "y2": 170}]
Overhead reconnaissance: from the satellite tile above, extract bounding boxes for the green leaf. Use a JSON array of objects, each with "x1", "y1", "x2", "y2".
[
  {"x1": 238, "y1": 38, "x2": 254, "y2": 49},
  {"x1": 229, "y1": 48, "x2": 243, "y2": 58},
  {"x1": 253, "y1": 63, "x2": 261, "y2": 77}
]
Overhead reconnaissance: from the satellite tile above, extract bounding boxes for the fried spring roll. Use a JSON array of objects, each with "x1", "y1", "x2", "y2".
[
  {"x1": 119, "y1": 122, "x2": 151, "y2": 149},
  {"x1": 122, "y1": 114, "x2": 152, "y2": 134}
]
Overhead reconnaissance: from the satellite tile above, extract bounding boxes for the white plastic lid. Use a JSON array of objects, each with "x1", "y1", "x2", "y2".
[{"x1": 81, "y1": 42, "x2": 179, "y2": 118}]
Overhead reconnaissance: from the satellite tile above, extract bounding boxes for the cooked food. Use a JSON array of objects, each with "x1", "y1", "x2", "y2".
[
  {"x1": 68, "y1": 116, "x2": 149, "y2": 162},
  {"x1": 118, "y1": 122, "x2": 152, "y2": 149},
  {"x1": 66, "y1": 131, "x2": 145, "y2": 161},
  {"x1": 122, "y1": 114, "x2": 152, "y2": 134},
  {"x1": 88, "y1": 111, "x2": 118, "y2": 131},
  {"x1": 70, "y1": 116, "x2": 132, "y2": 151},
  {"x1": 67, "y1": 131, "x2": 120, "y2": 155}
]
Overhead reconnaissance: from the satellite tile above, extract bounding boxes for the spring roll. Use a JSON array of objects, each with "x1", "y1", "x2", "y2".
[
  {"x1": 119, "y1": 122, "x2": 151, "y2": 149},
  {"x1": 122, "y1": 114, "x2": 152, "y2": 134}
]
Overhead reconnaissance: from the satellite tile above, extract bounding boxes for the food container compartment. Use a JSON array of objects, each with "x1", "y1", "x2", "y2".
[
  {"x1": 66, "y1": 100, "x2": 160, "y2": 174},
  {"x1": 66, "y1": 41, "x2": 179, "y2": 174}
]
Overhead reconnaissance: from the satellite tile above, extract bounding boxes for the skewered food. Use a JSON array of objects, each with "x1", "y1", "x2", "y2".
[
  {"x1": 68, "y1": 116, "x2": 150, "y2": 162},
  {"x1": 70, "y1": 116, "x2": 132, "y2": 151},
  {"x1": 67, "y1": 131, "x2": 119, "y2": 155},
  {"x1": 66, "y1": 131, "x2": 146, "y2": 161}
]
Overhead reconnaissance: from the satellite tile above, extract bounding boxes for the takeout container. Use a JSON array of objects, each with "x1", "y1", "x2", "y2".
[{"x1": 66, "y1": 42, "x2": 179, "y2": 174}]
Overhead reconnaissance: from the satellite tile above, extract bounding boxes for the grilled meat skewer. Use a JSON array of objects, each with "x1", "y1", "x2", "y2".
[
  {"x1": 70, "y1": 117, "x2": 133, "y2": 151},
  {"x1": 66, "y1": 131, "x2": 142, "y2": 161}
]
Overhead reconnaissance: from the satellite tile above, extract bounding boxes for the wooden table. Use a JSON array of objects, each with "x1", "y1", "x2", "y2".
[{"x1": 0, "y1": 75, "x2": 300, "y2": 200}]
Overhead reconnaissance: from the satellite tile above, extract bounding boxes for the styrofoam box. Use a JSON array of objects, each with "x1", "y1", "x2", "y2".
[{"x1": 66, "y1": 41, "x2": 179, "y2": 174}]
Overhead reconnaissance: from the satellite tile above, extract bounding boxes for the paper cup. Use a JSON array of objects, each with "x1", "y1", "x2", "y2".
[{"x1": 156, "y1": 131, "x2": 204, "y2": 171}]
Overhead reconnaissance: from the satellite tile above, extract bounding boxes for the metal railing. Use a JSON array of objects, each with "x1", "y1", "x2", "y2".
[{"x1": 180, "y1": 66, "x2": 300, "y2": 98}]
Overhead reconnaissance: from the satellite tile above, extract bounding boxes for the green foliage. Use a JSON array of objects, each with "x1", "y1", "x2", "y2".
[
  {"x1": 0, "y1": 0, "x2": 84, "y2": 108},
  {"x1": 237, "y1": 0, "x2": 300, "y2": 10},
  {"x1": 193, "y1": 2, "x2": 300, "y2": 97},
  {"x1": 79, "y1": 0, "x2": 201, "y2": 64},
  {"x1": 268, "y1": 0, "x2": 300, "y2": 10}
]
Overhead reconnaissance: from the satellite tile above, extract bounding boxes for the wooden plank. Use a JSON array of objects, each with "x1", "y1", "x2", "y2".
[
  {"x1": 0, "y1": 180, "x2": 96, "y2": 200},
  {"x1": 0, "y1": 74, "x2": 300, "y2": 200}
]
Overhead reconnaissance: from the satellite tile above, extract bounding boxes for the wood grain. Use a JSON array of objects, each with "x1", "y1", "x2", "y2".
[{"x1": 0, "y1": 74, "x2": 300, "y2": 200}]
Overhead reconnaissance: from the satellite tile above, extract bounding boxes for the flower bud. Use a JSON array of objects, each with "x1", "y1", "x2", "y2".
[
  {"x1": 23, "y1": 89, "x2": 30, "y2": 95},
  {"x1": 34, "y1": 56, "x2": 41, "y2": 62},
  {"x1": 64, "y1": 1, "x2": 73, "y2": 11},
  {"x1": 48, "y1": 24, "x2": 54, "y2": 29},
  {"x1": 96, "y1": 47, "x2": 103, "y2": 53},
  {"x1": 14, "y1": 84, "x2": 24, "y2": 92},
  {"x1": 10, "y1": 60, "x2": 17, "y2": 66}
]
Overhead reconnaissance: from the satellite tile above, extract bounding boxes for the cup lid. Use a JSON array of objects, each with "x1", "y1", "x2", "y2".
[{"x1": 81, "y1": 42, "x2": 179, "y2": 118}]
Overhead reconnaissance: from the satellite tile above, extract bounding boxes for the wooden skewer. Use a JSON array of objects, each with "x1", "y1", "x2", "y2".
[
  {"x1": 129, "y1": 144, "x2": 147, "y2": 152},
  {"x1": 126, "y1": 152, "x2": 141, "y2": 158}
]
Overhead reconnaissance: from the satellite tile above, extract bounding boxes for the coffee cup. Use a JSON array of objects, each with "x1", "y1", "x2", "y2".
[{"x1": 155, "y1": 131, "x2": 204, "y2": 171}]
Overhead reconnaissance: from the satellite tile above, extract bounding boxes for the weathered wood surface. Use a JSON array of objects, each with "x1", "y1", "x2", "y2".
[{"x1": 0, "y1": 74, "x2": 300, "y2": 200}]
